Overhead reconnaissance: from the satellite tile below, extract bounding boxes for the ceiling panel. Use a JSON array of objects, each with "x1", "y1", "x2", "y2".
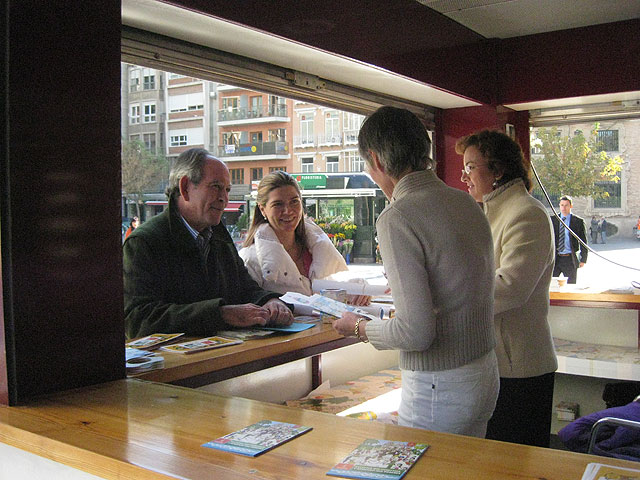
[{"x1": 419, "y1": 0, "x2": 640, "y2": 38}]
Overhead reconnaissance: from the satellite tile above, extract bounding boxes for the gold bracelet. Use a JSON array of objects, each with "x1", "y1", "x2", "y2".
[{"x1": 354, "y1": 317, "x2": 369, "y2": 343}]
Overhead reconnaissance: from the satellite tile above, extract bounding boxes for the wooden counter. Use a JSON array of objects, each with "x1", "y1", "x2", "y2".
[
  {"x1": 550, "y1": 291, "x2": 640, "y2": 309},
  {"x1": 135, "y1": 322, "x2": 358, "y2": 388},
  {"x1": 1, "y1": 379, "x2": 638, "y2": 480}
]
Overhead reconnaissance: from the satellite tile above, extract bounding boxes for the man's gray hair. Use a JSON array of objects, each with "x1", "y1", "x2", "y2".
[
  {"x1": 358, "y1": 106, "x2": 435, "y2": 179},
  {"x1": 165, "y1": 148, "x2": 211, "y2": 199}
]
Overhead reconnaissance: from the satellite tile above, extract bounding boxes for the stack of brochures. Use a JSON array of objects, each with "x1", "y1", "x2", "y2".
[
  {"x1": 126, "y1": 333, "x2": 185, "y2": 350},
  {"x1": 125, "y1": 347, "x2": 164, "y2": 375},
  {"x1": 160, "y1": 336, "x2": 242, "y2": 354}
]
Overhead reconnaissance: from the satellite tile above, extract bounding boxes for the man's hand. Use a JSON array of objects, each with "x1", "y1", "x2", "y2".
[
  {"x1": 220, "y1": 304, "x2": 270, "y2": 328},
  {"x1": 579, "y1": 262, "x2": 585, "y2": 268},
  {"x1": 264, "y1": 298, "x2": 294, "y2": 326},
  {"x1": 347, "y1": 294, "x2": 371, "y2": 306}
]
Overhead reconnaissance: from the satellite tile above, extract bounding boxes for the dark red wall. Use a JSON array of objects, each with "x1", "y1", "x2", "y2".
[
  {"x1": 1, "y1": 1, "x2": 124, "y2": 404},
  {"x1": 497, "y1": 19, "x2": 640, "y2": 105},
  {"x1": 435, "y1": 106, "x2": 530, "y2": 191}
]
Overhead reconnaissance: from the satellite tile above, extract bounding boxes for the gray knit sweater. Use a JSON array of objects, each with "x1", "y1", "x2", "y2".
[{"x1": 365, "y1": 170, "x2": 496, "y2": 371}]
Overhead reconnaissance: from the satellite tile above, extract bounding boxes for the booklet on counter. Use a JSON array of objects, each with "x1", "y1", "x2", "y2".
[
  {"x1": 327, "y1": 439, "x2": 429, "y2": 480},
  {"x1": 582, "y1": 462, "x2": 640, "y2": 480},
  {"x1": 217, "y1": 329, "x2": 275, "y2": 341},
  {"x1": 257, "y1": 322, "x2": 316, "y2": 333},
  {"x1": 202, "y1": 420, "x2": 312, "y2": 457},
  {"x1": 126, "y1": 333, "x2": 185, "y2": 350},
  {"x1": 160, "y1": 336, "x2": 242, "y2": 354}
]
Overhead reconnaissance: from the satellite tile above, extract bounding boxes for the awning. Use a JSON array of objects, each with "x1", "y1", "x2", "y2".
[{"x1": 225, "y1": 201, "x2": 245, "y2": 213}]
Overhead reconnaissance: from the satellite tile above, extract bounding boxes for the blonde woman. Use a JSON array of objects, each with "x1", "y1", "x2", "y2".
[{"x1": 239, "y1": 171, "x2": 368, "y2": 305}]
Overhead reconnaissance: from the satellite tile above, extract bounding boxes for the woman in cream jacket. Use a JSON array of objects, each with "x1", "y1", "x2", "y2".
[{"x1": 458, "y1": 129, "x2": 557, "y2": 448}]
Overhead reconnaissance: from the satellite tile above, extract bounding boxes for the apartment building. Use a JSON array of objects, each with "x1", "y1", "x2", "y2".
[
  {"x1": 216, "y1": 86, "x2": 293, "y2": 188},
  {"x1": 292, "y1": 102, "x2": 366, "y2": 174}
]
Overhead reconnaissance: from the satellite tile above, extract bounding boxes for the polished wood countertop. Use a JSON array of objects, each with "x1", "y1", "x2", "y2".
[
  {"x1": 549, "y1": 290, "x2": 640, "y2": 305},
  {"x1": 1, "y1": 379, "x2": 637, "y2": 480}
]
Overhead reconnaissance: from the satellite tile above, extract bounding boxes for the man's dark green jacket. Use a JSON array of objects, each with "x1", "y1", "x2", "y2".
[{"x1": 123, "y1": 198, "x2": 280, "y2": 339}]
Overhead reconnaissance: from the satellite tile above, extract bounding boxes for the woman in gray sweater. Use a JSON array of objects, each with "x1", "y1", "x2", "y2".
[{"x1": 333, "y1": 107, "x2": 499, "y2": 438}]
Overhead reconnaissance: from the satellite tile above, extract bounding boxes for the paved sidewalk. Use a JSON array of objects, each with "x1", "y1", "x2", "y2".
[{"x1": 347, "y1": 235, "x2": 640, "y2": 291}]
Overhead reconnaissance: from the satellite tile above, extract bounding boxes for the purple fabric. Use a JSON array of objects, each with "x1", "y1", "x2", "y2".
[{"x1": 558, "y1": 401, "x2": 640, "y2": 461}]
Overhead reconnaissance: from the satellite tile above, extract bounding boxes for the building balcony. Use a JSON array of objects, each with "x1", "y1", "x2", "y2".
[
  {"x1": 217, "y1": 105, "x2": 289, "y2": 125},
  {"x1": 218, "y1": 141, "x2": 289, "y2": 159},
  {"x1": 293, "y1": 136, "x2": 316, "y2": 148},
  {"x1": 317, "y1": 133, "x2": 343, "y2": 146}
]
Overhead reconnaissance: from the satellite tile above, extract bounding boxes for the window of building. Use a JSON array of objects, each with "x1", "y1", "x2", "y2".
[
  {"x1": 169, "y1": 92, "x2": 205, "y2": 112},
  {"x1": 170, "y1": 135, "x2": 187, "y2": 146},
  {"x1": 593, "y1": 180, "x2": 622, "y2": 208},
  {"x1": 345, "y1": 151, "x2": 364, "y2": 172},
  {"x1": 222, "y1": 132, "x2": 240, "y2": 146},
  {"x1": 596, "y1": 130, "x2": 619, "y2": 152},
  {"x1": 269, "y1": 166, "x2": 286, "y2": 172},
  {"x1": 269, "y1": 95, "x2": 286, "y2": 116},
  {"x1": 143, "y1": 68, "x2": 156, "y2": 90},
  {"x1": 301, "y1": 157, "x2": 314, "y2": 173},
  {"x1": 324, "y1": 110, "x2": 340, "y2": 143},
  {"x1": 143, "y1": 133, "x2": 156, "y2": 153},
  {"x1": 222, "y1": 96, "x2": 238, "y2": 110},
  {"x1": 251, "y1": 167, "x2": 263, "y2": 181},
  {"x1": 130, "y1": 104, "x2": 140, "y2": 124},
  {"x1": 343, "y1": 112, "x2": 364, "y2": 144},
  {"x1": 143, "y1": 103, "x2": 156, "y2": 123},
  {"x1": 326, "y1": 155, "x2": 339, "y2": 172},
  {"x1": 129, "y1": 69, "x2": 140, "y2": 92},
  {"x1": 250, "y1": 95, "x2": 263, "y2": 117},
  {"x1": 230, "y1": 168, "x2": 244, "y2": 184},
  {"x1": 268, "y1": 128, "x2": 286, "y2": 142},
  {"x1": 301, "y1": 115, "x2": 314, "y2": 145},
  {"x1": 129, "y1": 134, "x2": 140, "y2": 142}
]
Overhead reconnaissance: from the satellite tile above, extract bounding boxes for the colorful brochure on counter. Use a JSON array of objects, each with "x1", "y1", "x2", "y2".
[
  {"x1": 217, "y1": 329, "x2": 275, "y2": 340},
  {"x1": 257, "y1": 322, "x2": 316, "y2": 333},
  {"x1": 126, "y1": 333, "x2": 184, "y2": 350},
  {"x1": 202, "y1": 420, "x2": 312, "y2": 457},
  {"x1": 327, "y1": 439, "x2": 429, "y2": 480},
  {"x1": 160, "y1": 336, "x2": 242, "y2": 354},
  {"x1": 581, "y1": 462, "x2": 640, "y2": 480},
  {"x1": 281, "y1": 292, "x2": 361, "y2": 318}
]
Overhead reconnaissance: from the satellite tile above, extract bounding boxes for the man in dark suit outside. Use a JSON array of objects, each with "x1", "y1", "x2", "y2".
[{"x1": 551, "y1": 195, "x2": 588, "y2": 284}]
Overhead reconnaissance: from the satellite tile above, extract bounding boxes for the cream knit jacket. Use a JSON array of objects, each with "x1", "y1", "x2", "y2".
[{"x1": 483, "y1": 179, "x2": 558, "y2": 378}]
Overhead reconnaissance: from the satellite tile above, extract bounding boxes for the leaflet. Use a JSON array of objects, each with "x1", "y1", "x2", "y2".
[{"x1": 202, "y1": 420, "x2": 312, "y2": 457}]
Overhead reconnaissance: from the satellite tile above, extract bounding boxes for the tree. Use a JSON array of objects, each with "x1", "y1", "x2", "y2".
[
  {"x1": 531, "y1": 123, "x2": 623, "y2": 199},
  {"x1": 121, "y1": 140, "x2": 168, "y2": 219}
]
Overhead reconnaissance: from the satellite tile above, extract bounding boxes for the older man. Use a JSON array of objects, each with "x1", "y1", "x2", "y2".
[
  {"x1": 123, "y1": 148, "x2": 293, "y2": 339},
  {"x1": 332, "y1": 106, "x2": 499, "y2": 438}
]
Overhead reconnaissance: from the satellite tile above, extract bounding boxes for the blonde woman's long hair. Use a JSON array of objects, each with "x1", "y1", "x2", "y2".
[{"x1": 242, "y1": 171, "x2": 307, "y2": 248}]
